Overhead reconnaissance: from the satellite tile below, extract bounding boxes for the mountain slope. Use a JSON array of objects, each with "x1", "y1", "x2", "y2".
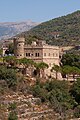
[
  {"x1": 0, "y1": 21, "x2": 39, "y2": 40},
  {"x1": 20, "y1": 10, "x2": 80, "y2": 46}
]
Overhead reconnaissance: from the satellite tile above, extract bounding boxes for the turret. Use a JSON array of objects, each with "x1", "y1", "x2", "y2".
[{"x1": 14, "y1": 37, "x2": 25, "y2": 59}]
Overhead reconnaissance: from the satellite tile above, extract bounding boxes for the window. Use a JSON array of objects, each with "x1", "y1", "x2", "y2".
[
  {"x1": 26, "y1": 53, "x2": 30, "y2": 57},
  {"x1": 35, "y1": 53, "x2": 37, "y2": 57},
  {"x1": 18, "y1": 44, "x2": 21, "y2": 46},
  {"x1": 26, "y1": 53, "x2": 28, "y2": 56},
  {"x1": 48, "y1": 53, "x2": 50, "y2": 56},
  {"x1": 53, "y1": 53, "x2": 54, "y2": 57},
  {"x1": 35, "y1": 53, "x2": 39, "y2": 57},
  {"x1": 38, "y1": 53, "x2": 39, "y2": 57},
  {"x1": 17, "y1": 54, "x2": 22, "y2": 56},
  {"x1": 44, "y1": 53, "x2": 46, "y2": 56}
]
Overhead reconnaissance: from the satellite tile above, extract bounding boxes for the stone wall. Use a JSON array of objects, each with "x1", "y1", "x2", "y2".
[
  {"x1": 14, "y1": 38, "x2": 62, "y2": 79},
  {"x1": 14, "y1": 37, "x2": 25, "y2": 59}
]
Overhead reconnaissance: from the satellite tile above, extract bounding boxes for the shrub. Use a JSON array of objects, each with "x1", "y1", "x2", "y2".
[{"x1": 8, "y1": 111, "x2": 18, "y2": 120}]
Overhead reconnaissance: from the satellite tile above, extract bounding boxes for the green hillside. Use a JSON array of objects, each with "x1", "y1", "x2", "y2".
[{"x1": 19, "y1": 10, "x2": 80, "y2": 46}]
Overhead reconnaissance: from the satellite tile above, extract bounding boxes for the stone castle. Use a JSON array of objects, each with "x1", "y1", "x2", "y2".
[{"x1": 14, "y1": 37, "x2": 62, "y2": 79}]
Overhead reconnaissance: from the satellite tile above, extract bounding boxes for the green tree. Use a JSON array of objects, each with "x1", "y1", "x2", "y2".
[
  {"x1": 46, "y1": 80, "x2": 76, "y2": 116},
  {"x1": 71, "y1": 66, "x2": 80, "y2": 79},
  {"x1": 61, "y1": 54, "x2": 80, "y2": 68},
  {"x1": 31, "y1": 79, "x2": 77, "y2": 118},
  {"x1": 34, "y1": 62, "x2": 48, "y2": 78},
  {"x1": 0, "y1": 66, "x2": 17, "y2": 89},
  {"x1": 51, "y1": 64, "x2": 61, "y2": 80},
  {"x1": 61, "y1": 65, "x2": 72, "y2": 80},
  {"x1": 20, "y1": 58, "x2": 34, "y2": 66},
  {"x1": 19, "y1": 58, "x2": 34, "y2": 75},
  {"x1": 70, "y1": 78, "x2": 80, "y2": 104},
  {"x1": 32, "y1": 84, "x2": 47, "y2": 102}
]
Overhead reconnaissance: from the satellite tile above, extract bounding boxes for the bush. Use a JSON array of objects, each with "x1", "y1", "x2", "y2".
[
  {"x1": 32, "y1": 85, "x2": 47, "y2": 102},
  {"x1": 31, "y1": 80, "x2": 76, "y2": 117},
  {"x1": 0, "y1": 66, "x2": 17, "y2": 89},
  {"x1": 74, "y1": 105, "x2": 80, "y2": 118},
  {"x1": 8, "y1": 111, "x2": 18, "y2": 120},
  {"x1": 8, "y1": 102, "x2": 17, "y2": 111}
]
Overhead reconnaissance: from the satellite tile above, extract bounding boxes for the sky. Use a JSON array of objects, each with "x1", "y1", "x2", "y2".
[{"x1": 0, "y1": 0, "x2": 80, "y2": 22}]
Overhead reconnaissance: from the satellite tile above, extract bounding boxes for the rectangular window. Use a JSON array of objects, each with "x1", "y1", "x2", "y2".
[
  {"x1": 35, "y1": 53, "x2": 39, "y2": 57},
  {"x1": 35, "y1": 53, "x2": 37, "y2": 57},
  {"x1": 38, "y1": 53, "x2": 39, "y2": 57},
  {"x1": 26, "y1": 53, "x2": 30, "y2": 57},
  {"x1": 49, "y1": 53, "x2": 50, "y2": 56},
  {"x1": 44, "y1": 53, "x2": 46, "y2": 56},
  {"x1": 26, "y1": 53, "x2": 28, "y2": 56}
]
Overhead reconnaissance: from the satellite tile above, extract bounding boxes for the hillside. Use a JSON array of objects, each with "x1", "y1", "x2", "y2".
[
  {"x1": 20, "y1": 10, "x2": 80, "y2": 46},
  {"x1": 0, "y1": 20, "x2": 39, "y2": 40}
]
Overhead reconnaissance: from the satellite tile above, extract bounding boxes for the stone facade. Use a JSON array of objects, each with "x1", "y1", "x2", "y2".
[
  {"x1": 2, "y1": 39, "x2": 13, "y2": 56},
  {"x1": 14, "y1": 37, "x2": 25, "y2": 59},
  {"x1": 14, "y1": 37, "x2": 62, "y2": 79}
]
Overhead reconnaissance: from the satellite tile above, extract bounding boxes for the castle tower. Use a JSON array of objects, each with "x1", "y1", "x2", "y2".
[{"x1": 14, "y1": 37, "x2": 25, "y2": 59}]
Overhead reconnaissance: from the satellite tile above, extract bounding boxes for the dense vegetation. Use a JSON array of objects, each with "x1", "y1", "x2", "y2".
[
  {"x1": 61, "y1": 54, "x2": 80, "y2": 69},
  {"x1": 19, "y1": 10, "x2": 80, "y2": 46},
  {"x1": 31, "y1": 79, "x2": 80, "y2": 119},
  {"x1": 30, "y1": 53, "x2": 80, "y2": 119},
  {"x1": 1, "y1": 10, "x2": 80, "y2": 119},
  {"x1": 0, "y1": 53, "x2": 80, "y2": 119}
]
